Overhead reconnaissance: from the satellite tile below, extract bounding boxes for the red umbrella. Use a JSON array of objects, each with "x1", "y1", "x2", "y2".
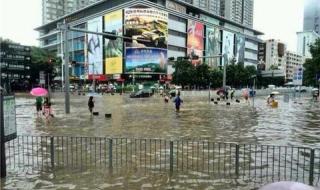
[{"x1": 30, "y1": 87, "x2": 48, "y2": 97}]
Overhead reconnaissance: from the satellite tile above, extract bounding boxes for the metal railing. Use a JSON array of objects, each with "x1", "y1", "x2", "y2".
[{"x1": 5, "y1": 136, "x2": 320, "y2": 186}]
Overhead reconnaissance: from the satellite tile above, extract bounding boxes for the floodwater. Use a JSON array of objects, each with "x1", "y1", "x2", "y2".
[
  {"x1": 2, "y1": 92, "x2": 320, "y2": 190},
  {"x1": 15, "y1": 92, "x2": 320, "y2": 147}
]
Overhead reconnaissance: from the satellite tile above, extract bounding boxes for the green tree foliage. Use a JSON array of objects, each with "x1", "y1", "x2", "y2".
[
  {"x1": 303, "y1": 38, "x2": 320, "y2": 86},
  {"x1": 30, "y1": 46, "x2": 61, "y2": 85},
  {"x1": 172, "y1": 59, "x2": 195, "y2": 88},
  {"x1": 172, "y1": 59, "x2": 257, "y2": 89}
]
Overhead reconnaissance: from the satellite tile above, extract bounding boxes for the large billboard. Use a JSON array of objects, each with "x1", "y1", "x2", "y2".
[
  {"x1": 124, "y1": 8, "x2": 168, "y2": 73},
  {"x1": 87, "y1": 17, "x2": 103, "y2": 75},
  {"x1": 222, "y1": 30, "x2": 234, "y2": 66},
  {"x1": 126, "y1": 48, "x2": 167, "y2": 73},
  {"x1": 206, "y1": 26, "x2": 220, "y2": 67},
  {"x1": 235, "y1": 34, "x2": 245, "y2": 64},
  {"x1": 187, "y1": 20, "x2": 204, "y2": 65},
  {"x1": 104, "y1": 10, "x2": 123, "y2": 74}
]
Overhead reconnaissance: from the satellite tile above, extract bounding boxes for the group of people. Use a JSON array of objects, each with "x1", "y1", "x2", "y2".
[{"x1": 35, "y1": 96, "x2": 54, "y2": 121}]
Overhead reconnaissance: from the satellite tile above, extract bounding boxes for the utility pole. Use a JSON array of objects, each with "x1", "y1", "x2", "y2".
[
  {"x1": 223, "y1": 54, "x2": 228, "y2": 89},
  {"x1": 0, "y1": 76, "x2": 6, "y2": 178},
  {"x1": 58, "y1": 22, "x2": 70, "y2": 114}
]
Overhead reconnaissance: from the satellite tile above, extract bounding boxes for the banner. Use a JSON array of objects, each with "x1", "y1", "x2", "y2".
[
  {"x1": 293, "y1": 65, "x2": 303, "y2": 86},
  {"x1": 206, "y1": 26, "x2": 220, "y2": 67},
  {"x1": 87, "y1": 17, "x2": 103, "y2": 75},
  {"x1": 187, "y1": 20, "x2": 204, "y2": 65},
  {"x1": 222, "y1": 30, "x2": 234, "y2": 66},
  {"x1": 125, "y1": 48, "x2": 167, "y2": 73},
  {"x1": 104, "y1": 10, "x2": 123, "y2": 74},
  {"x1": 124, "y1": 8, "x2": 168, "y2": 73},
  {"x1": 235, "y1": 34, "x2": 245, "y2": 64},
  {"x1": 124, "y1": 8, "x2": 168, "y2": 48}
]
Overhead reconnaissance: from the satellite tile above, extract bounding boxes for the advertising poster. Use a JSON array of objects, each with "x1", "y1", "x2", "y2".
[
  {"x1": 187, "y1": 20, "x2": 204, "y2": 65},
  {"x1": 235, "y1": 34, "x2": 245, "y2": 64},
  {"x1": 125, "y1": 48, "x2": 167, "y2": 73},
  {"x1": 87, "y1": 17, "x2": 103, "y2": 75},
  {"x1": 104, "y1": 10, "x2": 123, "y2": 74},
  {"x1": 124, "y1": 8, "x2": 168, "y2": 48},
  {"x1": 124, "y1": 8, "x2": 168, "y2": 73},
  {"x1": 206, "y1": 26, "x2": 220, "y2": 67},
  {"x1": 222, "y1": 30, "x2": 234, "y2": 66}
]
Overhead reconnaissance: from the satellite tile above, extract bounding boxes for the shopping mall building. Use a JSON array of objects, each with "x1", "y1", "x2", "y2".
[{"x1": 36, "y1": 0, "x2": 263, "y2": 83}]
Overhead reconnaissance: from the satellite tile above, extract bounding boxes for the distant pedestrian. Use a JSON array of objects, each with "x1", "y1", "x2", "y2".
[
  {"x1": 173, "y1": 94, "x2": 183, "y2": 112},
  {"x1": 88, "y1": 96, "x2": 95, "y2": 115},
  {"x1": 164, "y1": 94, "x2": 169, "y2": 103},
  {"x1": 35, "y1": 96, "x2": 43, "y2": 116},
  {"x1": 230, "y1": 89, "x2": 235, "y2": 100},
  {"x1": 43, "y1": 97, "x2": 54, "y2": 120}
]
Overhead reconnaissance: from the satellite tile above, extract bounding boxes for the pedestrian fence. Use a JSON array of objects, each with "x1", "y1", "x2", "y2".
[{"x1": 5, "y1": 136, "x2": 320, "y2": 186}]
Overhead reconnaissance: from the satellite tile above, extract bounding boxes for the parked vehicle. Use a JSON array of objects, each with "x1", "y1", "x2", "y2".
[{"x1": 130, "y1": 89, "x2": 153, "y2": 98}]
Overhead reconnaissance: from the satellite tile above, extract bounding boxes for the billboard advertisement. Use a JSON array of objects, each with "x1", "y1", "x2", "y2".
[
  {"x1": 222, "y1": 30, "x2": 234, "y2": 66},
  {"x1": 124, "y1": 8, "x2": 168, "y2": 73},
  {"x1": 206, "y1": 26, "x2": 220, "y2": 67},
  {"x1": 124, "y1": 8, "x2": 168, "y2": 48},
  {"x1": 125, "y1": 48, "x2": 167, "y2": 73},
  {"x1": 187, "y1": 20, "x2": 204, "y2": 65},
  {"x1": 235, "y1": 34, "x2": 245, "y2": 64},
  {"x1": 104, "y1": 10, "x2": 123, "y2": 74},
  {"x1": 87, "y1": 17, "x2": 103, "y2": 75}
]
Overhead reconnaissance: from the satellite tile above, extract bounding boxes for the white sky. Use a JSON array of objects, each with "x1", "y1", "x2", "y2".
[{"x1": 0, "y1": 0, "x2": 304, "y2": 51}]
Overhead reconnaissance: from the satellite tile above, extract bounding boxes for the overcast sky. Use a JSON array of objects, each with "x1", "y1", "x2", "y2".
[{"x1": 0, "y1": 0, "x2": 304, "y2": 51}]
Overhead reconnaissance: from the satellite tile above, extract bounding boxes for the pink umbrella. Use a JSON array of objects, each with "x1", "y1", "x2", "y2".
[
  {"x1": 259, "y1": 181, "x2": 315, "y2": 190},
  {"x1": 30, "y1": 87, "x2": 48, "y2": 97}
]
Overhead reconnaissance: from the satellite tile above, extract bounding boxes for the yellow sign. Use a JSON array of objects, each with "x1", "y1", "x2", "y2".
[
  {"x1": 105, "y1": 57, "x2": 122, "y2": 74},
  {"x1": 104, "y1": 10, "x2": 123, "y2": 74}
]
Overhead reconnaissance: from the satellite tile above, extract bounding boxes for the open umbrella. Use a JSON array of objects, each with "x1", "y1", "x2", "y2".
[
  {"x1": 30, "y1": 87, "x2": 48, "y2": 97},
  {"x1": 216, "y1": 88, "x2": 225, "y2": 95},
  {"x1": 271, "y1": 91, "x2": 280, "y2": 95},
  {"x1": 259, "y1": 181, "x2": 315, "y2": 190}
]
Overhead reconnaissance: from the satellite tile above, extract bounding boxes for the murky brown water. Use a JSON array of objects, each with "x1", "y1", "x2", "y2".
[
  {"x1": 15, "y1": 92, "x2": 320, "y2": 147},
  {"x1": 2, "y1": 92, "x2": 320, "y2": 189}
]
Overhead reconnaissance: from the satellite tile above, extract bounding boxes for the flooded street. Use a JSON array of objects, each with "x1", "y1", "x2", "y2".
[
  {"x1": 2, "y1": 92, "x2": 320, "y2": 189},
  {"x1": 15, "y1": 92, "x2": 320, "y2": 147}
]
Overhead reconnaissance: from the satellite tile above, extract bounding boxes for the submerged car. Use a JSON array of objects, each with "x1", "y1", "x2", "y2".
[{"x1": 130, "y1": 89, "x2": 153, "y2": 98}]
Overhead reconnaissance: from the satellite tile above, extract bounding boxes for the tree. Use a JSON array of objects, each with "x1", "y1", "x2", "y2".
[
  {"x1": 172, "y1": 59, "x2": 195, "y2": 88},
  {"x1": 30, "y1": 46, "x2": 61, "y2": 86},
  {"x1": 195, "y1": 63, "x2": 210, "y2": 88},
  {"x1": 303, "y1": 38, "x2": 320, "y2": 86},
  {"x1": 209, "y1": 68, "x2": 223, "y2": 88}
]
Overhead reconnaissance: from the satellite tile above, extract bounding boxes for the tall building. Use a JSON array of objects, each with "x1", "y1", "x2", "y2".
[
  {"x1": 42, "y1": 0, "x2": 100, "y2": 24},
  {"x1": 303, "y1": 0, "x2": 320, "y2": 34},
  {"x1": 264, "y1": 39, "x2": 287, "y2": 71},
  {"x1": 285, "y1": 51, "x2": 304, "y2": 81},
  {"x1": 36, "y1": 0, "x2": 263, "y2": 81},
  {"x1": 0, "y1": 41, "x2": 31, "y2": 92},
  {"x1": 220, "y1": 0, "x2": 254, "y2": 28},
  {"x1": 297, "y1": 31, "x2": 320, "y2": 58},
  {"x1": 187, "y1": 0, "x2": 221, "y2": 16}
]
